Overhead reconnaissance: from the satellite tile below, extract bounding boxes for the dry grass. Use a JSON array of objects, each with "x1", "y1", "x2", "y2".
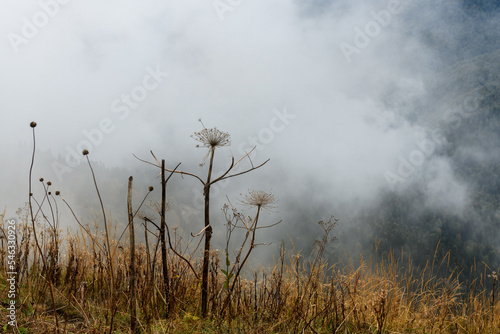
[
  {"x1": 2, "y1": 123, "x2": 498, "y2": 333},
  {"x1": 1, "y1": 212, "x2": 499, "y2": 334}
]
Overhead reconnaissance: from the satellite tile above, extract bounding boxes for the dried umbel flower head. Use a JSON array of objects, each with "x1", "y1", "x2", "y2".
[
  {"x1": 148, "y1": 186, "x2": 154, "y2": 192},
  {"x1": 82, "y1": 149, "x2": 89, "y2": 155},
  {"x1": 192, "y1": 127, "x2": 231, "y2": 149},
  {"x1": 30, "y1": 121, "x2": 37, "y2": 128},
  {"x1": 241, "y1": 190, "x2": 277, "y2": 210}
]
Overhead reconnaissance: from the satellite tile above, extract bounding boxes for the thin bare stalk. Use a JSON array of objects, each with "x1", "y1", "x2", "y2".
[
  {"x1": 160, "y1": 160, "x2": 170, "y2": 318},
  {"x1": 201, "y1": 146, "x2": 215, "y2": 317},
  {"x1": 27, "y1": 122, "x2": 60, "y2": 333},
  {"x1": 128, "y1": 176, "x2": 138, "y2": 333},
  {"x1": 83, "y1": 153, "x2": 116, "y2": 334}
]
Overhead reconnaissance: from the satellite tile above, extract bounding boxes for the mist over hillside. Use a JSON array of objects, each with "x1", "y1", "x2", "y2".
[{"x1": 2, "y1": 0, "x2": 500, "y2": 280}]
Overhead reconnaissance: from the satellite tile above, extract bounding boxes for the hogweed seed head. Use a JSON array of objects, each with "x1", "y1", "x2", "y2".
[
  {"x1": 192, "y1": 124, "x2": 231, "y2": 166},
  {"x1": 192, "y1": 127, "x2": 231, "y2": 149},
  {"x1": 241, "y1": 190, "x2": 277, "y2": 210}
]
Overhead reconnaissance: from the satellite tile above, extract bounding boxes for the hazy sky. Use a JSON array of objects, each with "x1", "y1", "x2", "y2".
[{"x1": 0, "y1": 0, "x2": 481, "y2": 239}]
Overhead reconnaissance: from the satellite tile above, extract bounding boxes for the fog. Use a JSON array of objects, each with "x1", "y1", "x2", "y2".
[{"x1": 1, "y1": 0, "x2": 499, "y2": 267}]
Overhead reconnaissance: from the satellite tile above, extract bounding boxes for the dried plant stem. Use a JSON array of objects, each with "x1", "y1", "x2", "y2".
[
  {"x1": 160, "y1": 160, "x2": 171, "y2": 318},
  {"x1": 128, "y1": 176, "x2": 138, "y2": 333},
  {"x1": 201, "y1": 147, "x2": 215, "y2": 317},
  {"x1": 28, "y1": 125, "x2": 60, "y2": 333},
  {"x1": 84, "y1": 155, "x2": 116, "y2": 334},
  {"x1": 221, "y1": 206, "x2": 261, "y2": 314}
]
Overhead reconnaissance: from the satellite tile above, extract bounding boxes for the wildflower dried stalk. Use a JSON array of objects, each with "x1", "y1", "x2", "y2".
[{"x1": 135, "y1": 123, "x2": 270, "y2": 317}]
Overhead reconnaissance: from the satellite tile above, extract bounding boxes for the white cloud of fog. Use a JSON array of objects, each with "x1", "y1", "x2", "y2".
[
  {"x1": 421, "y1": 157, "x2": 469, "y2": 215},
  {"x1": 0, "y1": 0, "x2": 481, "y2": 233}
]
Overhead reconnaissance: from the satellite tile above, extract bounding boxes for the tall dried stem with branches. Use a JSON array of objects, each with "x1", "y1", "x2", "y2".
[
  {"x1": 219, "y1": 191, "x2": 281, "y2": 319},
  {"x1": 135, "y1": 121, "x2": 269, "y2": 317}
]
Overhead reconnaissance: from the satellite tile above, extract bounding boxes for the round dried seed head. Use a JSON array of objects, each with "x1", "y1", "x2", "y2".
[
  {"x1": 30, "y1": 121, "x2": 37, "y2": 128},
  {"x1": 192, "y1": 127, "x2": 231, "y2": 149},
  {"x1": 148, "y1": 186, "x2": 154, "y2": 192},
  {"x1": 241, "y1": 190, "x2": 277, "y2": 210},
  {"x1": 82, "y1": 149, "x2": 89, "y2": 155}
]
